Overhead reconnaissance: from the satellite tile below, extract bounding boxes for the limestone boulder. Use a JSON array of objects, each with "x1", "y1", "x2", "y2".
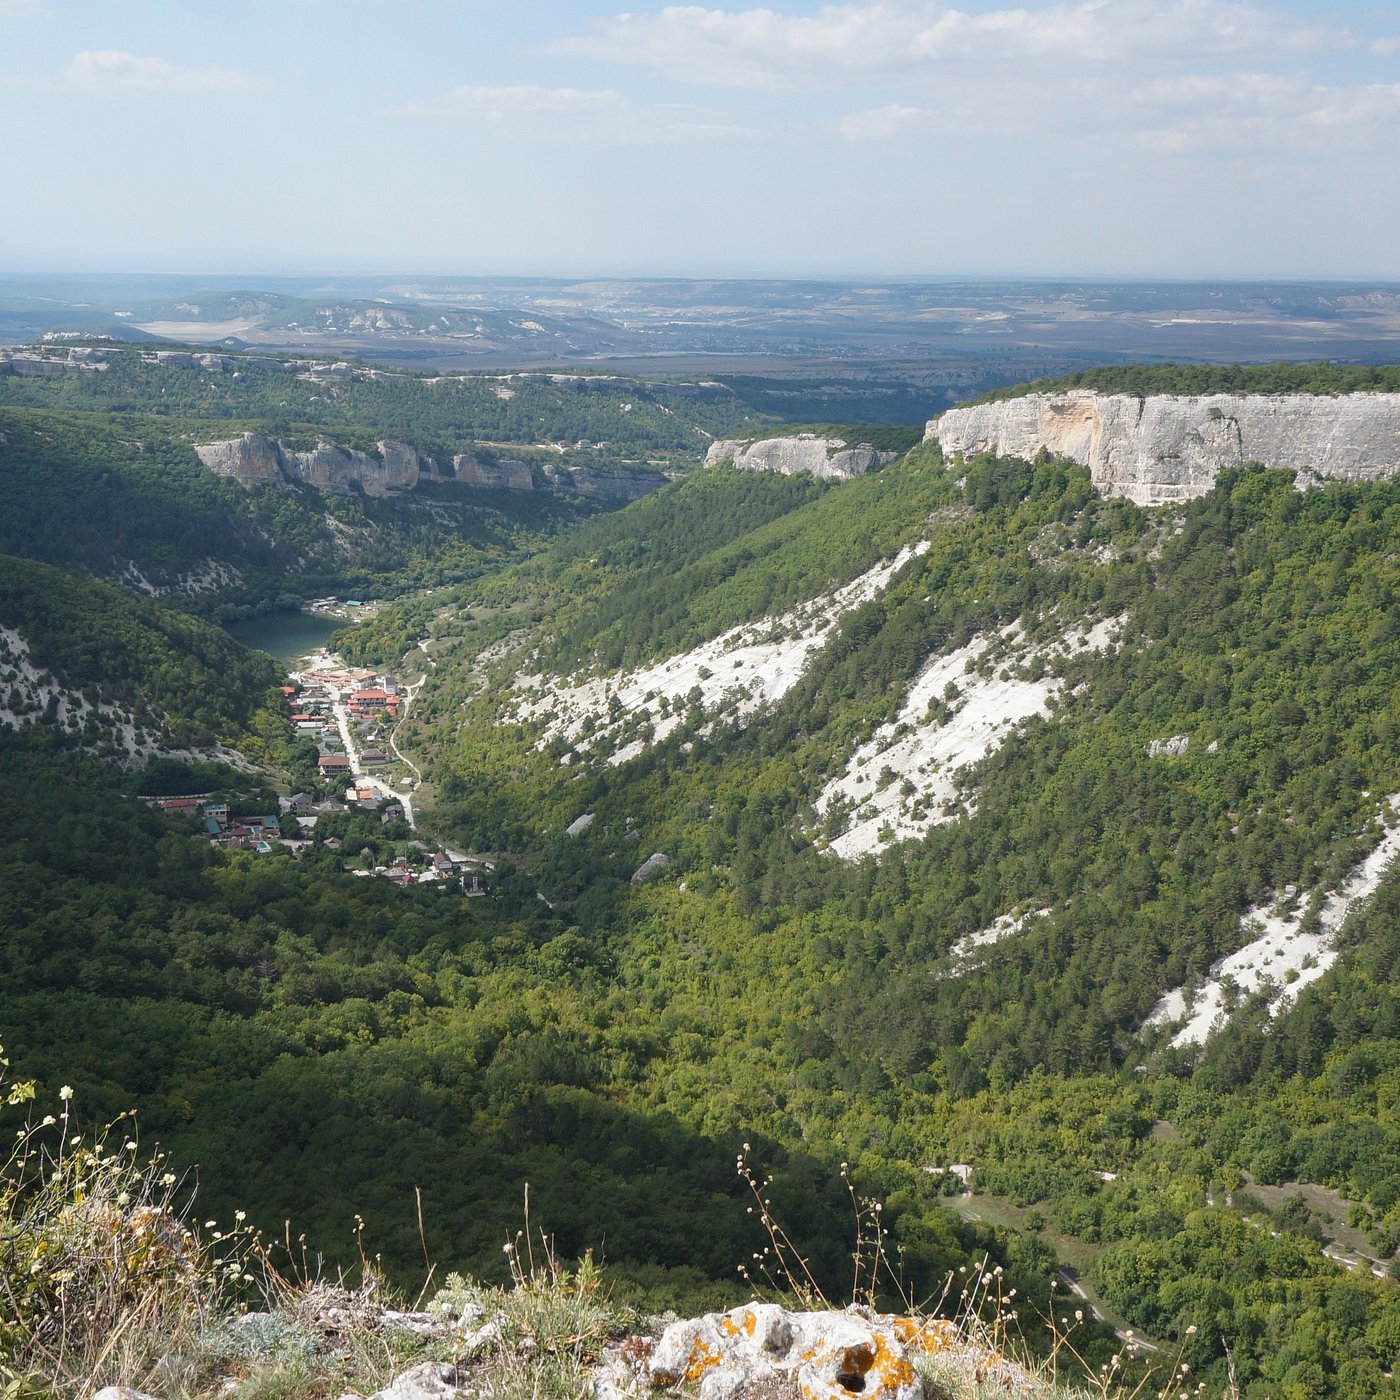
[
  {"x1": 599, "y1": 1303, "x2": 1027, "y2": 1400},
  {"x1": 367, "y1": 1362, "x2": 470, "y2": 1400}
]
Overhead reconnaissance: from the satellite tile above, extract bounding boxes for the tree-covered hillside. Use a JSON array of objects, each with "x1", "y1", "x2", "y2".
[
  {"x1": 0, "y1": 553, "x2": 279, "y2": 756},
  {"x1": 355, "y1": 445, "x2": 1400, "y2": 1396},
  {"x1": 9, "y1": 409, "x2": 1400, "y2": 1397},
  {"x1": 0, "y1": 405, "x2": 598, "y2": 618},
  {"x1": 0, "y1": 345, "x2": 771, "y2": 458},
  {"x1": 967, "y1": 360, "x2": 1400, "y2": 404}
]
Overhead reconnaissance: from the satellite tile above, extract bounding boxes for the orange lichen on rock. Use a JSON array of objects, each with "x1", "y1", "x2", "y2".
[
  {"x1": 683, "y1": 1338, "x2": 726, "y2": 1384},
  {"x1": 890, "y1": 1315, "x2": 961, "y2": 1354}
]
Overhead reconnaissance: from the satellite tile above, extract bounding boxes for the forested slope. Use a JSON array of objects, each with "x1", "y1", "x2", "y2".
[
  {"x1": 0, "y1": 405, "x2": 597, "y2": 618},
  {"x1": 0, "y1": 553, "x2": 278, "y2": 757},
  {"x1": 354, "y1": 442, "x2": 1400, "y2": 1396},
  {"x1": 9, "y1": 395, "x2": 1400, "y2": 1396}
]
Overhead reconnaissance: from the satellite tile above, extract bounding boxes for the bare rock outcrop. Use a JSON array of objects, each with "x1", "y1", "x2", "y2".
[
  {"x1": 706, "y1": 434, "x2": 898, "y2": 481},
  {"x1": 596, "y1": 1302, "x2": 1038, "y2": 1400},
  {"x1": 194, "y1": 432, "x2": 286, "y2": 486},
  {"x1": 930, "y1": 390, "x2": 1400, "y2": 506},
  {"x1": 545, "y1": 463, "x2": 671, "y2": 501},
  {"x1": 454, "y1": 454, "x2": 535, "y2": 491},
  {"x1": 0, "y1": 347, "x2": 108, "y2": 376},
  {"x1": 1147, "y1": 735, "x2": 1191, "y2": 758},
  {"x1": 195, "y1": 435, "x2": 667, "y2": 502},
  {"x1": 194, "y1": 434, "x2": 436, "y2": 496}
]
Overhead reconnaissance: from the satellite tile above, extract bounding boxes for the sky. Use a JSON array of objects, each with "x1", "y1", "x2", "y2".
[{"x1": 2, "y1": 0, "x2": 1398, "y2": 279}]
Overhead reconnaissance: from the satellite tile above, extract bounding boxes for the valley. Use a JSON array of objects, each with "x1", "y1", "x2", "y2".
[{"x1": 6, "y1": 344, "x2": 1400, "y2": 1399}]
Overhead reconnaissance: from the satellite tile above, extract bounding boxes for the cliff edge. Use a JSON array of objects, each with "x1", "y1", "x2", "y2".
[
  {"x1": 195, "y1": 434, "x2": 671, "y2": 501},
  {"x1": 929, "y1": 390, "x2": 1400, "y2": 505},
  {"x1": 195, "y1": 433, "x2": 437, "y2": 497},
  {"x1": 705, "y1": 433, "x2": 898, "y2": 480}
]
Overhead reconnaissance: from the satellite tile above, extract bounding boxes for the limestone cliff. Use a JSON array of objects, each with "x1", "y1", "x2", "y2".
[
  {"x1": 196, "y1": 433, "x2": 670, "y2": 502},
  {"x1": 705, "y1": 433, "x2": 898, "y2": 480},
  {"x1": 929, "y1": 390, "x2": 1400, "y2": 505},
  {"x1": 194, "y1": 434, "x2": 436, "y2": 497},
  {"x1": 453, "y1": 454, "x2": 535, "y2": 491},
  {"x1": 543, "y1": 462, "x2": 672, "y2": 501}
]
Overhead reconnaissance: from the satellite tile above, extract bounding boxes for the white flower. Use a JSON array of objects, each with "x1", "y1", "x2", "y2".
[
  {"x1": 41, "y1": 1115, "x2": 55, "y2": 1126},
  {"x1": 116, "y1": 1192, "x2": 131, "y2": 1206},
  {"x1": 160, "y1": 1173, "x2": 176, "y2": 1187},
  {"x1": 234, "y1": 1210, "x2": 247, "y2": 1222},
  {"x1": 58, "y1": 1085, "x2": 73, "y2": 1101}
]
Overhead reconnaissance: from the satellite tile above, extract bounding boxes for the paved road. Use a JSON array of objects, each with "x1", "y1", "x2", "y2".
[{"x1": 330, "y1": 693, "x2": 416, "y2": 829}]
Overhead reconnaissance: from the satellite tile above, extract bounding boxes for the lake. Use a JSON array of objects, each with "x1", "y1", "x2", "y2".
[{"x1": 222, "y1": 611, "x2": 345, "y2": 664}]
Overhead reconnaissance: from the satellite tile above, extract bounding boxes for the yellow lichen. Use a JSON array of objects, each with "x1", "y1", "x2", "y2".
[{"x1": 684, "y1": 1339, "x2": 725, "y2": 1383}]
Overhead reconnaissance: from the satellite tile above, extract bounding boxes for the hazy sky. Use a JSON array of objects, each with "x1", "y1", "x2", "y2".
[{"x1": 2, "y1": 0, "x2": 1398, "y2": 278}]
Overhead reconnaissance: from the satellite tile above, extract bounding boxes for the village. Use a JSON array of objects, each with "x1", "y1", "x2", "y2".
[{"x1": 148, "y1": 649, "x2": 487, "y2": 895}]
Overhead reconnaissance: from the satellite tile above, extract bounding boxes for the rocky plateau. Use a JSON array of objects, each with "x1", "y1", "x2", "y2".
[{"x1": 930, "y1": 390, "x2": 1400, "y2": 505}]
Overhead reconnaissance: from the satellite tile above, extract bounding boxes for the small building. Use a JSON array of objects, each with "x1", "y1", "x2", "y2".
[
  {"x1": 318, "y1": 755, "x2": 351, "y2": 773},
  {"x1": 360, "y1": 748, "x2": 387, "y2": 766},
  {"x1": 350, "y1": 688, "x2": 392, "y2": 710},
  {"x1": 380, "y1": 803, "x2": 406, "y2": 825}
]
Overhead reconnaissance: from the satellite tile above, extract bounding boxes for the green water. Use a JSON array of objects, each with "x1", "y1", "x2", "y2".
[{"x1": 222, "y1": 612, "x2": 344, "y2": 664}]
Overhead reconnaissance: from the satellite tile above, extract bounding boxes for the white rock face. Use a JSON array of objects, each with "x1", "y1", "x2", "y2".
[
  {"x1": 516, "y1": 544, "x2": 927, "y2": 767},
  {"x1": 454, "y1": 454, "x2": 534, "y2": 490},
  {"x1": 603, "y1": 1302, "x2": 1032, "y2": 1400},
  {"x1": 367, "y1": 1362, "x2": 470, "y2": 1400},
  {"x1": 1147, "y1": 797, "x2": 1400, "y2": 1047},
  {"x1": 814, "y1": 619, "x2": 1118, "y2": 858},
  {"x1": 1147, "y1": 735, "x2": 1190, "y2": 757},
  {"x1": 631, "y1": 852, "x2": 670, "y2": 884},
  {"x1": 706, "y1": 434, "x2": 898, "y2": 480},
  {"x1": 195, "y1": 433, "x2": 434, "y2": 496},
  {"x1": 930, "y1": 391, "x2": 1400, "y2": 505}
]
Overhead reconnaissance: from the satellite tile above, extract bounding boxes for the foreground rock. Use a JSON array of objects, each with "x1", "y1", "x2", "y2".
[
  {"x1": 706, "y1": 435, "x2": 899, "y2": 481},
  {"x1": 596, "y1": 1303, "x2": 1041, "y2": 1400},
  {"x1": 930, "y1": 390, "x2": 1400, "y2": 506}
]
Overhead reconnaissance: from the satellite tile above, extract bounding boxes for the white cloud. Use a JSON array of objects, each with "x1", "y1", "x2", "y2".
[
  {"x1": 832, "y1": 102, "x2": 938, "y2": 139},
  {"x1": 62, "y1": 50, "x2": 257, "y2": 95},
  {"x1": 558, "y1": 1, "x2": 1343, "y2": 89},
  {"x1": 1126, "y1": 72, "x2": 1400, "y2": 154},
  {"x1": 652, "y1": 120, "x2": 771, "y2": 141},
  {"x1": 1372, "y1": 36, "x2": 1400, "y2": 56},
  {"x1": 383, "y1": 84, "x2": 623, "y2": 122}
]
